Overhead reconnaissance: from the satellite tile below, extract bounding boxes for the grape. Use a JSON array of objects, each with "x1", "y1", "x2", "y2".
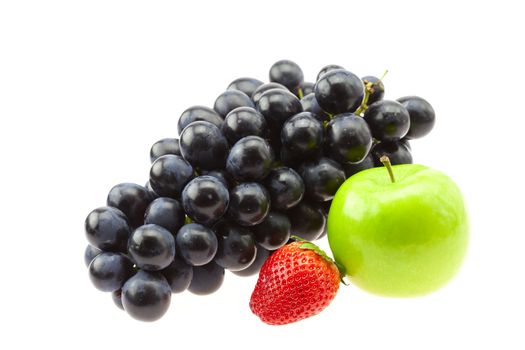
[
  {"x1": 228, "y1": 182, "x2": 270, "y2": 226},
  {"x1": 201, "y1": 169, "x2": 234, "y2": 189},
  {"x1": 269, "y1": 59, "x2": 304, "y2": 93},
  {"x1": 150, "y1": 138, "x2": 181, "y2": 163},
  {"x1": 112, "y1": 290, "x2": 124, "y2": 310},
  {"x1": 88, "y1": 252, "x2": 135, "y2": 292},
  {"x1": 343, "y1": 153, "x2": 375, "y2": 177},
  {"x1": 298, "y1": 157, "x2": 346, "y2": 202},
  {"x1": 252, "y1": 211, "x2": 291, "y2": 250},
  {"x1": 179, "y1": 121, "x2": 229, "y2": 171},
  {"x1": 288, "y1": 201, "x2": 327, "y2": 241},
  {"x1": 149, "y1": 155, "x2": 194, "y2": 198},
  {"x1": 227, "y1": 77, "x2": 263, "y2": 97},
  {"x1": 231, "y1": 245, "x2": 271, "y2": 277},
  {"x1": 84, "y1": 245, "x2": 102, "y2": 267},
  {"x1": 300, "y1": 92, "x2": 331, "y2": 123},
  {"x1": 364, "y1": 100, "x2": 410, "y2": 142},
  {"x1": 256, "y1": 88, "x2": 302, "y2": 129},
  {"x1": 175, "y1": 223, "x2": 218, "y2": 266},
  {"x1": 188, "y1": 261, "x2": 225, "y2": 295},
  {"x1": 160, "y1": 256, "x2": 193, "y2": 293},
  {"x1": 264, "y1": 167, "x2": 304, "y2": 210},
  {"x1": 178, "y1": 106, "x2": 224, "y2": 135},
  {"x1": 281, "y1": 112, "x2": 324, "y2": 155},
  {"x1": 317, "y1": 64, "x2": 344, "y2": 81},
  {"x1": 300, "y1": 81, "x2": 314, "y2": 96},
  {"x1": 362, "y1": 76, "x2": 385, "y2": 105},
  {"x1": 181, "y1": 176, "x2": 229, "y2": 225},
  {"x1": 85, "y1": 207, "x2": 131, "y2": 252},
  {"x1": 251, "y1": 82, "x2": 287, "y2": 104},
  {"x1": 128, "y1": 224, "x2": 176, "y2": 271},
  {"x1": 145, "y1": 181, "x2": 159, "y2": 199},
  {"x1": 226, "y1": 136, "x2": 274, "y2": 182},
  {"x1": 107, "y1": 183, "x2": 153, "y2": 229},
  {"x1": 315, "y1": 69, "x2": 364, "y2": 114},
  {"x1": 122, "y1": 270, "x2": 171, "y2": 322},
  {"x1": 213, "y1": 90, "x2": 254, "y2": 118},
  {"x1": 397, "y1": 96, "x2": 435, "y2": 139},
  {"x1": 400, "y1": 138, "x2": 411, "y2": 150},
  {"x1": 325, "y1": 113, "x2": 373, "y2": 164},
  {"x1": 213, "y1": 221, "x2": 257, "y2": 271},
  {"x1": 371, "y1": 141, "x2": 413, "y2": 165},
  {"x1": 222, "y1": 107, "x2": 268, "y2": 144},
  {"x1": 144, "y1": 197, "x2": 185, "y2": 235}
]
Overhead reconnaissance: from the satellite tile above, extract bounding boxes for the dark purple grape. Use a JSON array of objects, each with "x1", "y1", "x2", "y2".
[
  {"x1": 149, "y1": 155, "x2": 194, "y2": 199},
  {"x1": 213, "y1": 90, "x2": 254, "y2": 118},
  {"x1": 397, "y1": 96, "x2": 435, "y2": 139},
  {"x1": 144, "y1": 197, "x2": 185, "y2": 235},
  {"x1": 112, "y1": 290, "x2": 124, "y2": 310},
  {"x1": 343, "y1": 153, "x2": 375, "y2": 177},
  {"x1": 222, "y1": 107, "x2": 268, "y2": 145},
  {"x1": 150, "y1": 138, "x2": 181, "y2": 163},
  {"x1": 256, "y1": 88, "x2": 302, "y2": 129},
  {"x1": 228, "y1": 182, "x2": 270, "y2": 226},
  {"x1": 182, "y1": 176, "x2": 229, "y2": 226},
  {"x1": 160, "y1": 256, "x2": 193, "y2": 293},
  {"x1": 178, "y1": 106, "x2": 224, "y2": 135},
  {"x1": 231, "y1": 245, "x2": 271, "y2": 277},
  {"x1": 317, "y1": 64, "x2": 344, "y2": 81},
  {"x1": 281, "y1": 112, "x2": 324, "y2": 156},
  {"x1": 85, "y1": 206, "x2": 131, "y2": 252},
  {"x1": 362, "y1": 76, "x2": 385, "y2": 105},
  {"x1": 122, "y1": 270, "x2": 171, "y2": 322},
  {"x1": 288, "y1": 201, "x2": 326, "y2": 241},
  {"x1": 201, "y1": 169, "x2": 234, "y2": 189},
  {"x1": 213, "y1": 221, "x2": 257, "y2": 271},
  {"x1": 175, "y1": 223, "x2": 218, "y2": 266},
  {"x1": 299, "y1": 158, "x2": 346, "y2": 202},
  {"x1": 269, "y1": 59, "x2": 304, "y2": 93},
  {"x1": 128, "y1": 224, "x2": 176, "y2": 271},
  {"x1": 253, "y1": 211, "x2": 291, "y2": 250},
  {"x1": 251, "y1": 82, "x2": 287, "y2": 104},
  {"x1": 299, "y1": 81, "x2": 314, "y2": 96},
  {"x1": 179, "y1": 121, "x2": 229, "y2": 171},
  {"x1": 371, "y1": 141, "x2": 413, "y2": 165},
  {"x1": 227, "y1": 77, "x2": 263, "y2": 97},
  {"x1": 84, "y1": 245, "x2": 102, "y2": 267},
  {"x1": 364, "y1": 100, "x2": 410, "y2": 142},
  {"x1": 264, "y1": 167, "x2": 304, "y2": 210},
  {"x1": 315, "y1": 69, "x2": 364, "y2": 115},
  {"x1": 300, "y1": 93, "x2": 331, "y2": 123},
  {"x1": 226, "y1": 136, "x2": 274, "y2": 182},
  {"x1": 107, "y1": 183, "x2": 153, "y2": 229},
  {"x1": 188, "y1": 261, "x2": 225, "y2": 295},
  {"x1": 325, "y1": 113, "x2": 372, "y2": 164},
  {"x1": 145, "y1": 181, "x2": 159, "y2": 199},
  {"x1": 88, "y1": 252, "x2": 135, "y2": 292}
]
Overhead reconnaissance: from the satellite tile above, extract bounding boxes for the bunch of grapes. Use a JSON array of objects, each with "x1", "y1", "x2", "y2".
[{"x1": 84, "y1": 60, "x2": 435, "y2": 322}]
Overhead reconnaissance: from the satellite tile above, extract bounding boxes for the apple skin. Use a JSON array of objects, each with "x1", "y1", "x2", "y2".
[{"x1": 327, "y1": 164, "x2": 469, "y2": 297}]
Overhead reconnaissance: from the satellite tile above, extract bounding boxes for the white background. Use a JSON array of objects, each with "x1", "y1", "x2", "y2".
[{"x1": 1, "y1": 1, "x2": 524, "y2": 349}]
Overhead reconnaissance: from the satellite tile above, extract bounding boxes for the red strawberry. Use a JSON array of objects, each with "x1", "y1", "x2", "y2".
[{"x1": 249, "y1": 240, "x2": 343, "y2": 325}]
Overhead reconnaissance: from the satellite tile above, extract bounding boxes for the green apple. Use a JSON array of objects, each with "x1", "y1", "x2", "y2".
[{"x1": 327, "y1": 158, "x2": 469, "y2": 297}]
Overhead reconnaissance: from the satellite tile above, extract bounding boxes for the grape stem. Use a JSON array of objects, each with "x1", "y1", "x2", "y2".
[
  {"x1": 355, "y1": 81, "x2": 374, "y2": 115},
  {"x1": 297, "y1": 87, "x2": 304, "y2": 99},
  {"x1": 380, "y1": 155, "x2": 396, "y2": 183},
  {"x1": 355, "y1": 69, "x2": 388, "y2": 116}
]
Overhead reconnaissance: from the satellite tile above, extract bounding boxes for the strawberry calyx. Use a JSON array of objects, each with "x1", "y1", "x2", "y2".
[{"x1": 290, "y1": 235, "x2": 349, "y2": 285}]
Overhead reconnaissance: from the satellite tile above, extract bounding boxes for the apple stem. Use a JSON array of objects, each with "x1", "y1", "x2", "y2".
[{"x1": 380, "y1": 155, "x2": 396, "y2": 183}]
